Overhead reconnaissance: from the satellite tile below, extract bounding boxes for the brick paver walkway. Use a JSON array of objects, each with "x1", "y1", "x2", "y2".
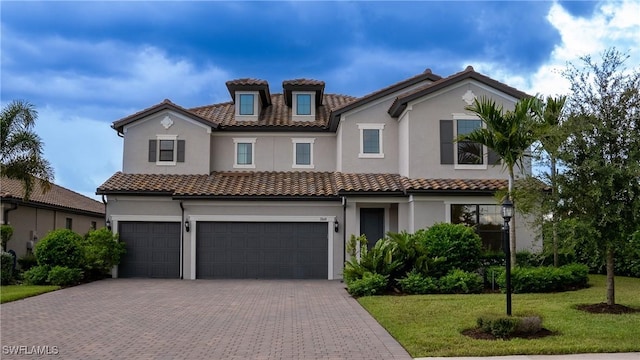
[{"x1": 0, "y1": 279, "x2": 411, "y2": 359}]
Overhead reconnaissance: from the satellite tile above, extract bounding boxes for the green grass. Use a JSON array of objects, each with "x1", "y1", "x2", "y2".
[
  {"x1": 358, "y1": 275, "x2": 640, "y2": 357},
  {"x1": 1, "y1": 285, "x2": 60, "y2": 304}
]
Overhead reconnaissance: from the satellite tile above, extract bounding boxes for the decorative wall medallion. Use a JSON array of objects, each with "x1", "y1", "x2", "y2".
[
  {"x1": 462, "y1": 90, "x2": 476, "y2": 105},
  {"x1": 161, "y1": 116, "x2": 174, "y2": 129}
]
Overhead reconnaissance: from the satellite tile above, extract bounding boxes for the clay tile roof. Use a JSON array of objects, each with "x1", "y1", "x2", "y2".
[
  {"x1": 112, "y1": 99, "x2": 217, "y2": 133},
  {"x1": 335, "y1": 173, "x2": 404, "y2": 193},
  {"x1": 282, "y1": 79, "x2": 325, "y2": 87},
  {"x1": 97, "y1": 172, "x2": 507, "y2": 197},
  {"x1": 189, "y1": 93, "x2": 356, "y2": 128},
  {"x1": 388, "y1": 66, "x2": 530, "y2": 117},
  {"x1": 402, "y1": 178, "x2": 508, "y2": 192},
  {"x1": 1, "y1": 177, "x2": 105, "y2": 215},
  {"x1": 225, "y1": 78, "x2": 269, "y2": 86}
]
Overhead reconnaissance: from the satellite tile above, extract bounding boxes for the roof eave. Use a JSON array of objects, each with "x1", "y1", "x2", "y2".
[{"x1": 112, "y1": 102, "x2": 218, "y2": 133}]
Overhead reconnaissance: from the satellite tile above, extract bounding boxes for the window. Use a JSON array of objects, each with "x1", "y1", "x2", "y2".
[
  {"x1": 292, "y1": 138, "x2": 315, "y2": 168},
  {"x1": 296, "y1": 94, "x2": 311, "y2": 115},
  {"x1": 159, "y1": 140, "x2": 174, "y2": 161},
  {"x1": 358, "y1": 124, "x2": 384, "y2": 158},
  {"x1": 239, "y1": 94, "x2": 254, "y2": 115},
  {"x1": 91, "y1": 221, "x2": 97, "y2": 230},
  {"x1": 65, "y1": 218, "x2": 73, "y2": 230},
  {"x1": 233, "y1": 138, "x2": 256, "y2": 168},
  {"x1": 148, "y1": 136, "x2": 184, "y2": 165},
  {"x1": 457, "y1": 119, "x2": 483, "y2": 165},
  {"x1": 451, "y1": 204, "x2": 502, "y2": 250}
]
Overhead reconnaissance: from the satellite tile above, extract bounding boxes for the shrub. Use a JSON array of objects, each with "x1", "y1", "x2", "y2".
[
  {"x1": 415, "y1": 223, "x2": 483, "y2": 277},
  {"x1": 347, "y1": 272, "x2": 388, "y2": 297},
  {"x1": 516, "y1": 250, "x2": 541, "y2": 267},
  {"x1": 35, "y1": 229, "x2": 84, "y2": 268},
  {"x1": 23, "y1": 265, "x2": 50, "y2": 285},
  {"x1": 497, "y1": 263, "x2": 589, "y2": 293},
  {"x1": 396, "y1": 270, "x2": 438, "y2": 294},
  {"x1": 18, "y1": 253, "x2": 38, "y2": 271},
  {"x1": 1, "y1": 251, "x2": 15, "y2": 285},
  {"x1": 477, "y1": 314, "x2": 543, "y2": 338},
  {"x1": 47, "y1": 266, "x2": 83, "y2": 286},
  {"x1": 81, "y1": 228, "x2": 126, "y2": 277},
  {"x1": 344, "y1": 237, "x2": 401, "y2": 285},
  {"x1": 438, "y1": 269, "x2": 483, "y2": 294},
  {"x1": 1, "y1": 225, "x2": 14, "y2": 251}
]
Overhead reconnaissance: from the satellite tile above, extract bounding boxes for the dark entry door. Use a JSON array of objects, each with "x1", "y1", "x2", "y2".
[{"x1": 360, "y1": 208, "x2": 384, "y2": 250}]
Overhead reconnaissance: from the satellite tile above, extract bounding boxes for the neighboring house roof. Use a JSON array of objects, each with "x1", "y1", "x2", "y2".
[
  {"x1": 190, "y1": 93, "x2": 356, "y2": 130},
  {"x1": 388, "y1": 66, "x2": 531, "y2": 117},
  {"x1": 97, "y1": 172, "x2": 507, "y2": 198},
  {"x1": 112, "y1": 99, "x2": 220, "y2": 134},
  {"x1": 1, "y1": 177, "x2": 105, "y2": 216}
]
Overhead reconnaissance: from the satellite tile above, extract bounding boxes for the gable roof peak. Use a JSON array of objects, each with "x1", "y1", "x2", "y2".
[{"x1": 464, "y1": 65, "x2": 474, "y2": 72}]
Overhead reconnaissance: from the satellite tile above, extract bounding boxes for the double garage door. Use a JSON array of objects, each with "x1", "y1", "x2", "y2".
[{"x1": 118, "y1": 221, "x2": 328, "y2": 279}]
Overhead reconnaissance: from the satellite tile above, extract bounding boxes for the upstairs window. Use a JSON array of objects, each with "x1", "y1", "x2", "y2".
[
  {"x1": 358, "y1": 123, "x2": 384, "y2": 158},
  {"x1": 456, "y1": 119, "x2": 483, "y2": 165},
  {"x1": 292, "y1": 138, "x2": 315, "y2": 168},
  {"x1": 234, "y1": 138, "x2": 256, "y2": 168},
  {"x1": 296, "y1": 94, "x2": 312, "y2": 115},
  {"x1": 239, "y1": 94, "x2": 255, "y2": 115},
  {"x1": 65, "y1": 218, "x2": 73, "y2": 230},
  {"x1": 148, "y1": 136, "x2": 185, "y2": 165}
]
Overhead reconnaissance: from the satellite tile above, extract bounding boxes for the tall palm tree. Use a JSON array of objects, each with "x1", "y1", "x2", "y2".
[
  {"x1": 1, "y1": 100, "x2": 54, "y2": 200},
  {"x1": 537, "y1": 96, "x2": 567, "y2": 267},
  {"x1": 458, "y1": 96, "x2": 542, "y2": 266}
]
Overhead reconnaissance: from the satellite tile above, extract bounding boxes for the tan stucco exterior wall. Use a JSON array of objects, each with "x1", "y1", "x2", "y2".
[{"x1": 1, "y1": 204, "x2": 104, "y2": 258}]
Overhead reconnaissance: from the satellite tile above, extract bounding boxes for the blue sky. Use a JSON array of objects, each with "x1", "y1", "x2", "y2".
[{"x1": 1, "y1": 1, "x2": 639, "y2": 199}]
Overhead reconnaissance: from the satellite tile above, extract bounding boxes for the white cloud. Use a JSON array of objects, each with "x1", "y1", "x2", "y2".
[{"x1": 464, "y1": 0, "x2": 640, "y2": 97}]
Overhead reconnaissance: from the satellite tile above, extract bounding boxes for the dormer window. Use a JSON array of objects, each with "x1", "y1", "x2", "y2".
[
  {"x1": 239, "y1": 94, "x2": 255, "y2": 115},
  {"x1": 296, "y1": 94, "x2": 312, "y2": 115}
]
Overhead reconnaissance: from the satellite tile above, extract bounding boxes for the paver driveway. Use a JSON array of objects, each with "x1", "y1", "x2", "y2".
[{"x1": 1, "y1": 279, "x2": 411, "y2": 359}]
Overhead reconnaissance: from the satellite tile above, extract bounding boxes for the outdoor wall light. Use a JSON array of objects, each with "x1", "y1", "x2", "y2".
[
  {"x1": 185, "y1": 220, "x2": 190, "y2": 233},
  {"x1": 334, "y1": 220, "x2": 339, "y2": 233},
  {"x1": 106, "y1": 219, "x2": 111, "y2": 231}
]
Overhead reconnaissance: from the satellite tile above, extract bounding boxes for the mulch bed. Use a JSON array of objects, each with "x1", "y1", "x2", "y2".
[
  {"x1": 575, "y1": 303, "x2": 640, "y2": 314},
  {"x1": 461, "y1": 327, "x2": 555, "y2": 340}
]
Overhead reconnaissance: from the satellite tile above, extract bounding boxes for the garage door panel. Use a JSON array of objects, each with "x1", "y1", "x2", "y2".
[
  {"x1": 196, "y1": 222, "x2": 327, "y2": 279},
  {"x1": 118, "y1": 222, "x2": 180, "y2": 278}
]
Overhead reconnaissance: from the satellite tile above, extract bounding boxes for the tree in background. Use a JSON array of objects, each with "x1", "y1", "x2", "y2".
[
  {"x1": 559, "y1": 48, "x2": 640, "y2": 306},
  {"x1": 1, "y1": 100, "x2": 53, "y2": 200},
  {"x1": 459, "y1": 96, "x2": 542, "y2": 267}
]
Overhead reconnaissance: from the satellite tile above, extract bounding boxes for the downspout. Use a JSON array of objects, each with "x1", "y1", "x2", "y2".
[
  {"x1": 342, "y1": 196, "x2": 347, "y2": 280},
  {"x1": 101, "y1": 195, "x2": 108, "y2": 224},
  {"x1": 179, "y1": 201, "x2": 185, "y2": 280},
  {"x1": 3, "y1": 202, "x2": 18, "y2": 225}
]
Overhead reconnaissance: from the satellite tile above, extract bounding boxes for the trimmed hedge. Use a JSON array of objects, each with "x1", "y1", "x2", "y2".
[
  {"x1": 1, "y1": 251, "x2": 15, "y2": 285},
  {"x1": 35, "y1": 229, "x2": 84, "y2": 268},
  {"x1": 23, "y1": 265, "x2": 51, "y2": 285},
  {"x1": 496, "y1": 263, "x2": 589, "y2": 293},
  {"x1": 396, "y1": 270, "x2": 438, "y2": 294},
  {"x1": 415, "y1": 223, "x2": 483, "y2": 277},
  {"x1": 47, "y1": 266, "x2": 83, "y2": 286},
  {"x1": 438, "y1": 269, "x2": 484, "y2": 294},
  {"x1": 477, "y1": 314, "x2": 543, "y2": 338}
]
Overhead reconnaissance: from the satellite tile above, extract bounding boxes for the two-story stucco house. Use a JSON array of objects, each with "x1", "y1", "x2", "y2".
[{"x1": 97, "y1": 66, "x2": 536, "y2": 280}]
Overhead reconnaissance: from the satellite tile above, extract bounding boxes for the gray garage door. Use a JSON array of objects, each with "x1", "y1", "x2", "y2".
[
  {"x1": 196, "y1": 222, "x2": 328, "y2": 279},
  {"x1": 118, "y1": 221, "x2": 181, "y2": 278}
]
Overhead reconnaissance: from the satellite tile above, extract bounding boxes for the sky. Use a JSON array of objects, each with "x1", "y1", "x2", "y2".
[{"x1": 1, "y1": 1, "x2": 639, "y2": 200}]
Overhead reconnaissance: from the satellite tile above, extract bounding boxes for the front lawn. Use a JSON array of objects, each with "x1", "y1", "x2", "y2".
[
  {"x1": 0, "y1": 285, "x2": 60, "y2": 304},
  {"x1": 358, "y1": 275, "x2": 640, "y2": 357}
]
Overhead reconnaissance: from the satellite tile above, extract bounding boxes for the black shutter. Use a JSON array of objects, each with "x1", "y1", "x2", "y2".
[
  {"x1": 488, "y1": 148, "x2": 500, "y2": 165},
  {"x1": 177, "y1": 140, "x2": 185, "y2": 162},
  {"x1": 440, "y1": 120, "x2": 454, "y2": 164},
  {"x1": 148, "y1": 140, "x2": 157, "y2": 162}
]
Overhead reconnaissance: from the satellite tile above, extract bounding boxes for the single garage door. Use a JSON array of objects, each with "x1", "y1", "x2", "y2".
[
  {"x1": 196, "y1": 222, "x2": 328, "y2": 279},
  {"x1": 118, "y1": 221, "x2": 181, "y2": 278}
]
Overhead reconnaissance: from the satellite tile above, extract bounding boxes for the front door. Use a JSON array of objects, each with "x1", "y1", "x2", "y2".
[{"x1": 360, "y1": 208, "x2": 385, "y2": 250}]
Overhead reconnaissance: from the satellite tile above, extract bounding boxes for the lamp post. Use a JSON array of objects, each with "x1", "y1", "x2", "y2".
[{"x1": 501, "y1": 197, "x2": 513, "y2": 316}]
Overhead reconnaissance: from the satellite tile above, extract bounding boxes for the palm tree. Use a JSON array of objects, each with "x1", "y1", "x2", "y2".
[
  {"x1": 1, "y1": 100, "x2": 54, "y2": 200},
  {"x1": 458, "y1": 96, "x2": 542, "y2": 266},
  {"x1": 537, "y1": 95, "x2": 567, "y2": 267}
]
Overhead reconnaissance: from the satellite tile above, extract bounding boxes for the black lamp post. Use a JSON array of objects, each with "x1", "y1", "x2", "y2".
[{"x1": 501, "y1": 197, "x2": 514, "y2": 316}]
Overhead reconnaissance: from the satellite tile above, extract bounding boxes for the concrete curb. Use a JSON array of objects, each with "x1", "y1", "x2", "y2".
[{"x1": 415, "y1": 353, "x2": 640, "y2": 360}]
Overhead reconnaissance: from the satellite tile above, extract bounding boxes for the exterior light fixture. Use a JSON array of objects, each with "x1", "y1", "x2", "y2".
[
  {"x1": 334, "y1": 220, "x2": 339, "y2": 233},
  {"x1": 185, "y1": 220, "x2": 190, "y2": 233},
  {"x1": 106, "y1": 219, "x2": 111, "y2": 231}
]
